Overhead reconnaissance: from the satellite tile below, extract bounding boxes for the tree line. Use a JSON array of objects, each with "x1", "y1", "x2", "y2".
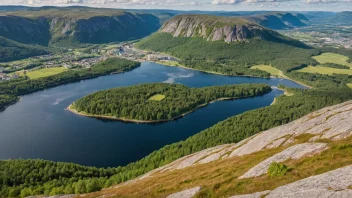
[
  {"x1": 0, "y1": 94, "x2": 19, "y2": 111},
  {"x1": 286, "y1": 71, "x2": 352, "y2": 88},
  {"x1": 72, "y1": 83, "x2": 272, "y2": 121}
]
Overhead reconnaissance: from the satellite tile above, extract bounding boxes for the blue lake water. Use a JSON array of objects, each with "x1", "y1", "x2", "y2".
[{"x1": 0, "y1": 62, "x2": 306, "y2": 167}]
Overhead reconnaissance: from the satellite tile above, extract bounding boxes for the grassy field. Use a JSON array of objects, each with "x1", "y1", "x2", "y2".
[
  {"x1": 148, "y1": 94, "x2": 166, "y2": 101},
  {"x1": 250, "y1": 65, "x2": 283, "y2": 77},
  {"x1": 347, "y1": 83, "x2": 352, "y2": 89},
  {"x1": 297, "y1": 66, "x2": 352, "y2": 75},
  {"x1": 312, "y1": 53, "x2": 352, "y2": 68},
  {"x1": 21, "y1": 67, "x2": 67, "y2": 79}
]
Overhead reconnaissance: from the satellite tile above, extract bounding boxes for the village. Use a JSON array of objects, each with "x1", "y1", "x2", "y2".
[
  {"x1": 0, "y1": 42, "x2": 176, "y2": 81},
  {"x1": 280, "y1": 25, "x2": 352, "y2": 49}
]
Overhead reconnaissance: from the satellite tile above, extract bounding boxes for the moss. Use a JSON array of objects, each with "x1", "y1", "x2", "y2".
[{"x1": 206, "y1": 26, "x2": 214, "y2": 37}]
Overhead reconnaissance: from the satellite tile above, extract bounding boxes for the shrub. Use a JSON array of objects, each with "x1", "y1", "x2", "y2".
[{"x1": 268, "y1": 162, "x2": 289, "y2": 177}]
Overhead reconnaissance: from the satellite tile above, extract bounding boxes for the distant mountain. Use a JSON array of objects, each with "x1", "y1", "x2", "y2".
[
  {"x1": 325, "y1": 12, "x2": 352, "y2": 25},
  {"x1": 0, "y1": 7, "x2": 168, "y2": 47},
  {"x1": 246, "y1": 12, "x2": 308, "y2": 30},
  {"x1": 0, "y1": 6, "x2": 29, "y2": 11},
  {"x1": 0, "y1": 36, "x2": 49, "y2": 62}
]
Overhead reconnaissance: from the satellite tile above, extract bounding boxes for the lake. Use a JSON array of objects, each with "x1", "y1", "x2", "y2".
[{"x1": 0, "y1": 62, "x2": 306, "y2": 167}]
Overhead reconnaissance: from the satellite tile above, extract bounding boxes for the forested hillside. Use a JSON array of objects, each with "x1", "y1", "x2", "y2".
[
  {"x1": 136, "y1": 33, "x2": 318, "y2": 74},
  {"x1": 71, "y1": 83, "x2": 271, "y2": 121},
  {"x1": 0, "y1": 36, "x2": 50, "y2": 62}
]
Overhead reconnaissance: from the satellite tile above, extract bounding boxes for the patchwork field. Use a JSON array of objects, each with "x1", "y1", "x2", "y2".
[
  {"x1": 250, "y1": 65, "x2": 283, "y2": 77},
  {"x1": 21, "y1": 67, "x2": 67, "y2": 79},
  {"x1": 312, "y1": 53, "x2": 352, "y2": 68},
  {"x1": 148, "y1": 94, "x2": 166, "y2": 101},
  {"x1": 297, "y1": 66, "x2": 352, "y2": 75}
]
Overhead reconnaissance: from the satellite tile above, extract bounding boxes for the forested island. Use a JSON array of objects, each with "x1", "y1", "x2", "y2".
[
  {"x1": 69, "y1": 83, "x2": 272, "y2": 122},
  {"x1": 0, "y1": 58, "x2": 140, "y2": 110}
]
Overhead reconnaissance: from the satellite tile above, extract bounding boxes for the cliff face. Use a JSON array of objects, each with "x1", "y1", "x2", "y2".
[
  {"x1": 159, "y1": 15, "x2": 296, "y2": 44},
  {"x1": 0, "y1": 11, "x2": 162, "y2": 46},
  {"x1": 50, "y1": 13, "x2": 160, "y2": 45}
]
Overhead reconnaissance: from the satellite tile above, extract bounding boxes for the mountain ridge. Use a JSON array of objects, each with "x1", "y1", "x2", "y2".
[{"x1": 0, "y1": 8, "x2": 165, "y2": 47}]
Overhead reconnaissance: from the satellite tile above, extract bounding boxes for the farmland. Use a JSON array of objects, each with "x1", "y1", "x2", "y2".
[
  {"x1": 297, "y1": 66, "x2": 352, "y2": 75},
  {"x1": 251, "y1": 65, "x2": 283, "y2": 77},
  {"x1": 20, "y1": 67, "x2": 67, "y2": 79},
  {"x1": 312, "y1": 53, "x2": 352, "y2": 68}
]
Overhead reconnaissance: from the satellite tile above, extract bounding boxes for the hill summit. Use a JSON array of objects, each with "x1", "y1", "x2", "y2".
[{"x1": 159, "y1": 14, "x2": 300, "y2": 44}]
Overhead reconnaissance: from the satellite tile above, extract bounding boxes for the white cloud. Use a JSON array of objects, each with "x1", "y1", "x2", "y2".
[
  {"x1": 1, "y1": 0, "x2": 351, "y2": 10},
  {"x1": 212, "y1": 0, "x2": 236, "y2": 4},
  {"x1": 55, "y1": 0, "x2": 85, "y2": 3}
]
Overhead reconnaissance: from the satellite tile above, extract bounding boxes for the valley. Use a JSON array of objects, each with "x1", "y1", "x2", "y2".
[{"x1": 0, "y1": 6, "x2": 352, "y2": 198}]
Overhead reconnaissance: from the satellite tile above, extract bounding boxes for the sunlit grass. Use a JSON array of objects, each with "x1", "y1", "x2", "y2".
[
  {"x1": 250, "y1": 65, "x2": 282, "y2": 77},
  {"x1": 312, "y1": 53, "x2": 352, "y2": 68},
  {"x1": 148, "y1": 94, "x2": 166, "y2": 101},
  {"x1": 20, "y1": 67, "x2": 67, "y2": 79},
  {"x1": 297, "y1": 66, "x2": 352, "y2": 75}
]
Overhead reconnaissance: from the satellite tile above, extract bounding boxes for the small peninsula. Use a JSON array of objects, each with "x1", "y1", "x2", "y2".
[{"x1": 68, "y1": 83, "x2": 272, "y2": 123}]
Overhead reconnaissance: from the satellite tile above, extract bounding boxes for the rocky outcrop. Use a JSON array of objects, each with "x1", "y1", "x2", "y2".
[
  {"x1": 239, "y1": 143, "x2": 328, "y2": 179},
  {"x1": 160, "y1": 15, "x2": 288, "y2": 43},
  {"x1": 166, "y1": 187, "x2": 202, "y2": 198},
  {"x1": 232, "y1": 165, "x2": 352, "y2": 198}
]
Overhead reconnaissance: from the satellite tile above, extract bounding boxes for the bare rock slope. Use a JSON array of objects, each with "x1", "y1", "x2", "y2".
[{"x1": 232, "y1": 165, "x2": 352, "y2": 198}]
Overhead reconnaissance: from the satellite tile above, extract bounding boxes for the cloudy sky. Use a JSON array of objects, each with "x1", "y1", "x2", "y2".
[{"x1": 0, "y1": 0, "x2": 351, "y2": 11}]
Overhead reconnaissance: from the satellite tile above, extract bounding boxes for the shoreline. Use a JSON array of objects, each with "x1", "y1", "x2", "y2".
[
  {"x1": 67, "y1": 96, "x2": 257, "y2": 124},
  {"x1": 135, "y1": 47, "x2": 312, "y2": 89}
]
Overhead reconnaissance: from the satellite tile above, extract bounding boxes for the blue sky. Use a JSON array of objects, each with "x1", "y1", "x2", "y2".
[{"x1": 1, "y1": 0, "x2": 351, "y2": 11}]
